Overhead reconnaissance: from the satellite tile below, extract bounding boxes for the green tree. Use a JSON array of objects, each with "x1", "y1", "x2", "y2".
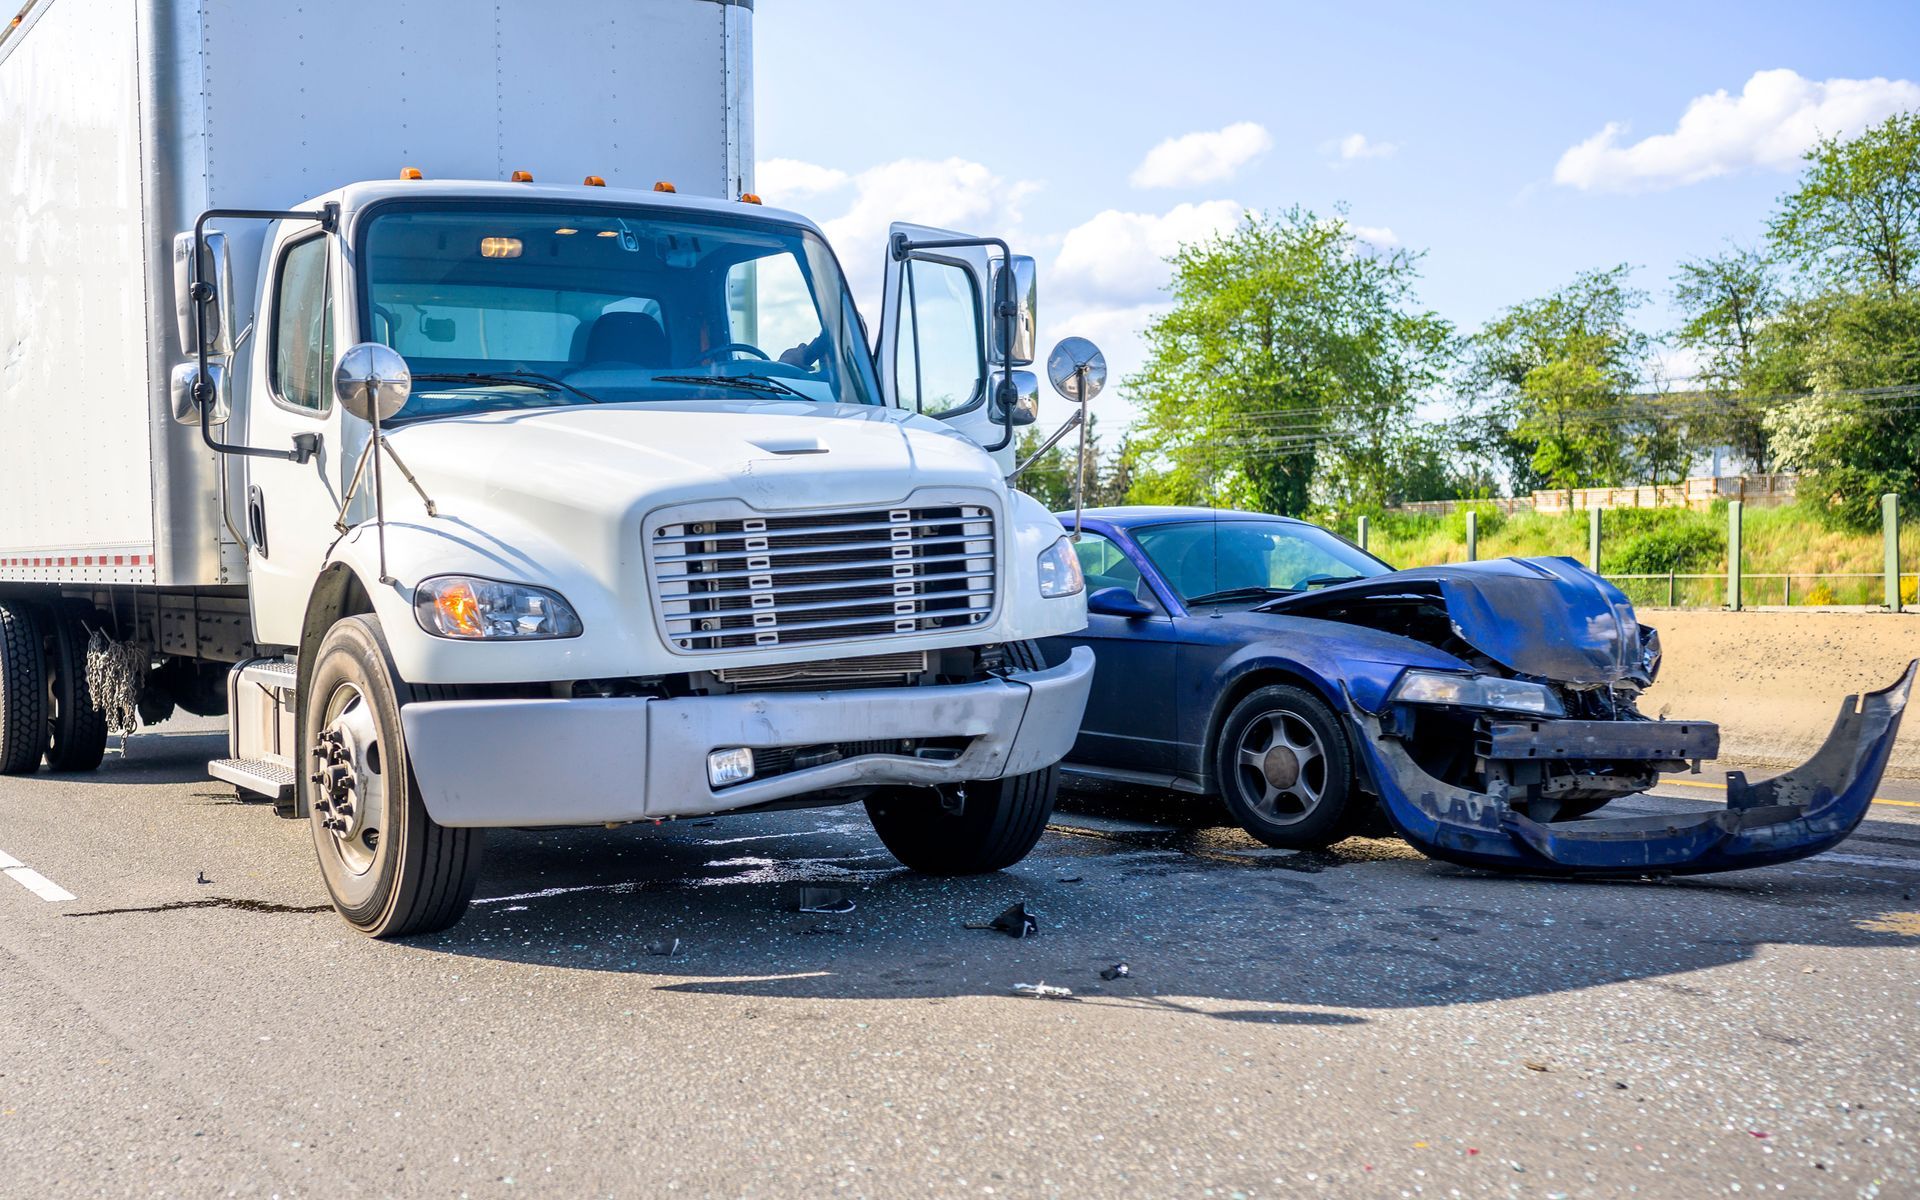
[
  {"x1": 1460, "y1": 265, "x2": 1656, "y2": 498},
  {"x1": 1768, "y1": 110, "x2": 1920, "y2": 296},
  {"x1": 1124, "y1": 207, "x2": 1453, "y2": 515},
  {"x1": 1671, "y1": 244, "x2": 1781, "y2": 468}
]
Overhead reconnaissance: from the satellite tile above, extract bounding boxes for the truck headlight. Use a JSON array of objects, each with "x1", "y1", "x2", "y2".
[
  {"x1": 414, "y1": 576, "x2": 583, "y2": 640},
  {"x1": 1036, "y1": 536, "x2": 1084, "y2": 598},
  {"x1": 1392, "y1": 669, "x2": 1565, "y2": 717}
]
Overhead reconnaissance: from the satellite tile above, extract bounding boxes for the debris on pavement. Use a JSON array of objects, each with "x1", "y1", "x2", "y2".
[
  {"x1": 1100, "y1": 962, "x2": 1131, "y2": 981},
  {"x1": 1523, "y1": 1060, "x2": 1552, "y2": 1072},
  {"x1": 1012, "y1": 982, "x2": 1073, "y2": 999},
  {"x1": 796, "y1": 886, "x2": 855, "y2": 915},
  {"x1": 643, "y1": 938, "x2": 682, "y2": 958},
  {"x1": 1057, "y1": 876, "x2": 1084, "y2": 884},
  {"x1": 196, "y1": 870, "x2": 210, "y2": 885},
  {"x1": 966, "y1": 902, "x2": 1038, "y2": 939}
]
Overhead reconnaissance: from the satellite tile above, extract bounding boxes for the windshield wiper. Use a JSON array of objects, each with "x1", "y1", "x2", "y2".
[
  {"x1": 1301, "y1": 574, "x2": 1367, "y2": 589},
  {"x1": 1185, "y1": 585, "x2": 1296, "y2": 606},
  {"x1": 651, "y1": 373, "x2": 803, "y2": 398},
  {"x1": 411, "y1": 371, "x2": 605, "y2": 404}
]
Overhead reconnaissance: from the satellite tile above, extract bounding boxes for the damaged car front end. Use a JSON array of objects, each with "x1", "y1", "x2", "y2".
[{"x1": 1266, "y1": 556, "x2": 1916, "y2": 877}]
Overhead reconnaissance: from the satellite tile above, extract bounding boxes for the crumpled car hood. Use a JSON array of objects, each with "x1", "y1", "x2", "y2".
[{"x1": 1259, "y1": 556, "x2": 1646, "y2": 685}]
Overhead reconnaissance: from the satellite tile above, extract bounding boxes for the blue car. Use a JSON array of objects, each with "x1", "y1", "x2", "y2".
[{"x1": 1039, "y1": 506, "x2": 1913, "y2": 876}]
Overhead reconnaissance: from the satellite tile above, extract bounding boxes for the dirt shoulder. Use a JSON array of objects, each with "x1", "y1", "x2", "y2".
[{"x1": 1641, "y1": 609, "x2": 1920, "y2": 777}]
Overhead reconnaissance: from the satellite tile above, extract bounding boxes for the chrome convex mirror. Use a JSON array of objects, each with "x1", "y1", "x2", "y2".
[
  {"x1": 1014, "y1": 337, "x2": 1107, "y2": 539},
  {"x1": 1047, "y1": 336, "x2": 1106, "y2": 405},
  {"x1": 333, "y1": 343, "x2": 413, "y2": 422},
  {"x1": 992, "y1": 255, "x2": 1037, "y2": 366}
]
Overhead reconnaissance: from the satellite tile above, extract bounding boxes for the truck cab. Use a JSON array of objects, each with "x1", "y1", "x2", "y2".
[{"x1": 0, "y1": 0, "x2": 1096, "y2": 938}]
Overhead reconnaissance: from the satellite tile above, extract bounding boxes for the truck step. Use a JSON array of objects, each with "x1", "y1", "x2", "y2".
[{"x1": 208, "y1": 757, "x2": 297, "y2": 805}]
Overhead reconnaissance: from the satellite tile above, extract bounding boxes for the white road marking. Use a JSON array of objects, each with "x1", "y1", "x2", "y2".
[{"x1": 0, "y1": 848, "x2": 76, "y2": 902}]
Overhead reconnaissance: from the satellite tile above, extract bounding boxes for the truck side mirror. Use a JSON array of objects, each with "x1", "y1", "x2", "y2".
[
  {"x1": 991, "y1": 255, "x2": 1036, "y2": 366},
  {"x1": 169, "y1": 361, "x2": 229, "y2": 425},
  {"x1": 333, "y1": 343, "x2": 413, "y2": 422},
  {"x1": 172, "y1": 230, "x2": 234, "y2": 357},
  {"x1": 992, "y1": 370, "x2": 1039, "y2": 427}
]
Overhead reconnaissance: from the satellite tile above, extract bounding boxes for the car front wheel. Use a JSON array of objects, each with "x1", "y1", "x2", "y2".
[{"x1": 1214, "y1": 684, "x2": 1355, "y2": 850}]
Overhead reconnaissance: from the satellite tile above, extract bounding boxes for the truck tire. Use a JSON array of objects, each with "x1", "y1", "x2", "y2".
[
  {"x1": 0, "y1": 601, "x2": 49, "y2": 775},
  {"x1": 303, "y1": 615, "x2": 484, "y2": 937},
  {"x1": 46, "y1": 603, "x2": 109, "y2": 773},
  {"x1": 1213, "y1": 684, "x2": 1355, "y2": 850},
  {"x1": 863, "y1": 642, "x2": 1059, "y2": 875}
]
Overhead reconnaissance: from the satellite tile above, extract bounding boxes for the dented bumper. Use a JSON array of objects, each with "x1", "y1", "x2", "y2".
[{"x1": 1350, "y1": 661, "x2": 1915, "y2": 877}]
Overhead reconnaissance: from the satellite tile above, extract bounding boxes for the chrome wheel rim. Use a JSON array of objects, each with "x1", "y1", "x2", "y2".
[
  {"x1": 1234, "y1": 709, "x2": 1326, "y2": 826},
  {"x1": 311, "y1": 681, "x2": 387, "y2": 878}
]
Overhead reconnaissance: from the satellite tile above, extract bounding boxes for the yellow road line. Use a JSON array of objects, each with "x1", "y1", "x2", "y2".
[{"x1": 1659, "y1": 776, "x2": 1920, "y2": 809}]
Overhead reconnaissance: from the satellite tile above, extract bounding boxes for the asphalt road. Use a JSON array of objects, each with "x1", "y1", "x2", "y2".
[{"x1": 3, "y1": 719, "x2": 1918, "y2": 1198}]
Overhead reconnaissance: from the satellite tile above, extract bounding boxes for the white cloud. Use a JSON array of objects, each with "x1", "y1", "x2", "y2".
[
  {"x1": 1348, "y1": 223, "x2": 1400, "y2": 250},
  {"x1": 1554, "y1": 68, "x2": 1920, "y2": 192},
  {"x1": 1129, "y1": 122, "x2": 1272, "y2": 189},
  {"x1": 756, "y1": 158, "x2": 850, "y2": 201},
  {"x1": 1330, "y1": 132, "x2": 1397, "y2": 162},
  {"x1": 805, "y1": 157, "x2": 1039, "y2": 311},
  {"x1": 1053, "y1": 200, "x2": 1245, "y2": 303}
]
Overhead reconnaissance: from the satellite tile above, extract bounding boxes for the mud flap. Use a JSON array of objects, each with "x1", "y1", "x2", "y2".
[{"x1": 1349, "y1": 661, "x2": 1916, "y2": 878}]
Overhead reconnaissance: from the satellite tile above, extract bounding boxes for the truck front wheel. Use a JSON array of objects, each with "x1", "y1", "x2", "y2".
[
  {"x1": 863, "y1": 642, "x2": 1060, "y2": 875},
  {"x1": 303, "y1": 616, "x2": 484, "y2": 937}
]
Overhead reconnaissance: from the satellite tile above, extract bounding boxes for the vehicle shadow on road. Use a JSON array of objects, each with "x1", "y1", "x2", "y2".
[{"x1": 393, "y1": 786, "x2": 1920, "y2": 1018}]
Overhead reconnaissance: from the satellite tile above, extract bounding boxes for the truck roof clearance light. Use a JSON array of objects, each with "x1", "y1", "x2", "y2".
[
  {"x1": 739, "y1": 193, "x2": 762, "y2": 205},
  {"x1": 478, "y1": 237, "x2": 523, "y2": 259},
  {"x1": 595, "y1": 230, "x2": 620, "y2": 238},
  {"x1": 583, "y1": 175, "x2": 606, "y2": 187},
  {"x1": 399, "y1": 166, "x2": 424, "y2": 180},
  {"x1": 510, "y1": 170, "x2": 534, "y2": 182},
  {"x1": 653, "y1": 181, "x2": 677, "y2": 193},
  {"x1": 554, "y1": 228, "x2": 578, "y2": 236}
]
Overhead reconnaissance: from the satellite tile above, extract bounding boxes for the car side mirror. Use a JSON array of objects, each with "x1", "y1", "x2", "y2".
[{"x1": 1087, "y1": 586, "x2": 1154, "y2": 619}]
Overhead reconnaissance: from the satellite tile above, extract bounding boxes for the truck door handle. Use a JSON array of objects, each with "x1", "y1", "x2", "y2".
[{"x1": 247, "y1": 485, "x2": 269, "y2": 558}]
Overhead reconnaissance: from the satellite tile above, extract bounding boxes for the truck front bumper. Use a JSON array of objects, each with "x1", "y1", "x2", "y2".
[{"x1": 399, "y1": 646, "x2": 1095, "y2": 827}]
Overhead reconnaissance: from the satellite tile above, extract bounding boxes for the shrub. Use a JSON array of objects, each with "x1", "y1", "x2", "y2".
[{"x1": 1605, "y1": 522, "x2": 1724, "y2": 575}]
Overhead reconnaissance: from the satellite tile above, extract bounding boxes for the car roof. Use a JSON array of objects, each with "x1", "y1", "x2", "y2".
[{"x1": 1058, "y1": 506, "x2": 1313, "y2": 531}]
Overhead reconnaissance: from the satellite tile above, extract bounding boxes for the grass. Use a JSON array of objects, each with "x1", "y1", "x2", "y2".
[{"x1": 1344, "y1": 501, "x2": 1916, "y2": 608}]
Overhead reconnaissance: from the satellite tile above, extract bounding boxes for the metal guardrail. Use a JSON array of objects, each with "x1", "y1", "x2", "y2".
[{"x1": 1606, "y1": 572, "x2": 1920, "y2": 610}]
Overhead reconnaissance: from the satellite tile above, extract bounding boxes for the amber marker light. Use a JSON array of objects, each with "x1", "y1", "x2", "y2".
[
  {"x1": 479, "y1": 237, "x2": 523, "y2": 258},
  {"x1": 510, "y1": 170, "x2": 534, "y2": 182},
  {"x1": 583, "y1": 175, "x2": 606, "y2": 187},
  {"x1": 399, "y1": 167, "x2": 424, "y2": 180},
  {"x1": 653, "y1": 181, "x2": 677, "y2": 193},
  {"x1": 433, "y1": 581, "x2": 486, "y2": 637},
  {"x1": 739, "y1": 193, "x2": 762, "y2": 205}
]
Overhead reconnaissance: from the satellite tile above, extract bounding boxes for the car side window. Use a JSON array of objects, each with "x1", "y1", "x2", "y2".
[
  {"x1": 895, "y1": 258, "x2": 984, "y2": 417},
  {"x1": 272, "y1": 235, "x2": 332, "y2": 411},
  {"x1": 1073, "y1": 533, "x2": 1160, "y2": 610}
]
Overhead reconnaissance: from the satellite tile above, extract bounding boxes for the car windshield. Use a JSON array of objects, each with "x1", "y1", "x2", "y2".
[
  {"x1": 1133, "y1": 519, "x2": 1392, "y2": 605},
  {"x1": 358, "y1": 203, "x2": 881, "y2": 422}
]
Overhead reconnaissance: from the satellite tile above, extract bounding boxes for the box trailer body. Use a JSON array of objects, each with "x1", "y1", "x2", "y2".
[
  {"x1": 0, "y1": 0, "x2": 1098, "y2": 937},
  {"x1": 1, "y1": 0, "x2": 753, "y2": 588}
]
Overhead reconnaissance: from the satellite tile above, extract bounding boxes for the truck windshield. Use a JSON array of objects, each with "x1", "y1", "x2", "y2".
[{"x1": 358, "y1": 203, "x2": 881, "y2": 422}]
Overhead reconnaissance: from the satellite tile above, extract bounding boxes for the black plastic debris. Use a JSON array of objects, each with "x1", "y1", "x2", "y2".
[
  {"x1": 195, "y1": 870, "x2": 210, "y2": 885},
  {"x1": 797, "y1": 887, "x2": 855, "y2": 915},
  {"x1": 1100, "y1": 962, "x2": 1131, "y2": 981},
  {"x1": 643, "y1": 938, "x2": 682, "y2": 957},
  {"x1": 1057, "y1": 876, "x2": 1085, "y2": 884},
  {"x1": 966, "y1": 902, "x2": 1038, "y2": 939}
]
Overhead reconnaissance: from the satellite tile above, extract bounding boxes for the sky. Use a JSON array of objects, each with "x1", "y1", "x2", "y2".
[{"x1": 751, "y1": 0, "x2": 1920, "y2": 432}]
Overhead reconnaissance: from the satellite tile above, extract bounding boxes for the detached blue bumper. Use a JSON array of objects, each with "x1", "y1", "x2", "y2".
[{"x1": 1349, "y1": 661, "x2": 1916, "y2": 877}]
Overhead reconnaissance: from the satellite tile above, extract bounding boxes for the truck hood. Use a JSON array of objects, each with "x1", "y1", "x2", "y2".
[
  {"x1": 379, "y1": 400, "x2": 1002, "y2": 515},
  {"x1": 1258, "y1": 556, "x2": 1649, "y2": 686}
]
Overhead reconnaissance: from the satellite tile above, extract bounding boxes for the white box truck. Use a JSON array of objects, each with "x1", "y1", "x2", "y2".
[{"x1": 0, "y1": 0, "x2": 1098, "y2": 935}]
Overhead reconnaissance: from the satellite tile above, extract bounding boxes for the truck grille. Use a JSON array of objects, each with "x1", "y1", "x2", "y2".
[{"x1": 648, "y1": 501, "x2": 997, "y2": 654}]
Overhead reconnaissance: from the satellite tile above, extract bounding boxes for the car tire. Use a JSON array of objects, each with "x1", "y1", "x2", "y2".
[
  {"x1": 1214, "y1": 684, "x2": 1355, "y2": 850},
  {"x1": 46, "y1": 603, "x2": 109, "y2": 773},
  {"x1": 864, "y1": 642, "x2": 1059, "y2": 875},
  {"x1": 0, "y1": 601, "x2": 49, "y2": 776},
  {"x1": 303, "y1": 615, "x2": 484, "y2": 937}
]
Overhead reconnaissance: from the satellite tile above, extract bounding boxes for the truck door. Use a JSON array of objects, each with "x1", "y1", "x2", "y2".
[
  {"x1": 243, "y1": 228, "x2": 347, "y2": 648},
  {"x1": 877, "y1": 222, "x2": 1015, "y2": 473}
]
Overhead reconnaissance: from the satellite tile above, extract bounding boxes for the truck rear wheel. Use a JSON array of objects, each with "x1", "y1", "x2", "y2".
[
  {"x1": 0, "y1": 601, "x2": 49, "y2": 775},
  {"x1": 303, "y1": 615, "x2": 484, "y2": 937},
  {"x1": 46, "y1": 603, "x2": 109, "y2": 773},
  {"x1": 863, "y1": 642, "x2": 1059, "y2": 875}
]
